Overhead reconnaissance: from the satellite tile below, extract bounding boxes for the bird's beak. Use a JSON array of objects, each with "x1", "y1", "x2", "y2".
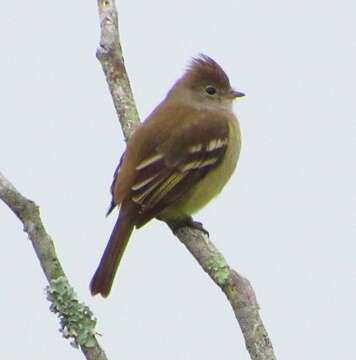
[{"x1": 229, "y1": 89, "x2": 245, "y2": 99}]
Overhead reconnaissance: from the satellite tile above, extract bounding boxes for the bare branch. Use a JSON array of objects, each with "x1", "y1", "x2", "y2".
[
  {"x1": 0, "y1": 171, "x2": 108, "y2": 360},
  {"x1": 97, "y1": 0, "x2": 140, "y2": 141},
  {"x1": 96, "y1": 1, "x2": 277, "y2": 359},
  {"x1": 175, "y1": 227, "x2": 276, "y2": 360}
]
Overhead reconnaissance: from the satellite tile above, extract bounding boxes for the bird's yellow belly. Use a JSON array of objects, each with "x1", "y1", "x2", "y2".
[{"x1": 161, "y1": 119, "x2": 241, "y2": 219}]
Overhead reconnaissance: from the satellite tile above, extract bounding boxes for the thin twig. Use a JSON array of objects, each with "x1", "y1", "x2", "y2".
[
  {"x1": 96, "y1": 1, "x2": 277, "y2": 359},
  {"x1": 97, "y1": 0, "x2": 140, "y2": 141}
]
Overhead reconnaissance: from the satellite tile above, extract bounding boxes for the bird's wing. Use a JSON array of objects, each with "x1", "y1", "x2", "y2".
[{"x1": 126, "y1": 111, "x2": 231, "y2": 226}]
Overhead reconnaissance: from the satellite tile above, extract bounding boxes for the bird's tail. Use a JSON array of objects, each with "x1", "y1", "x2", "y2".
[{"x1": 90, "y1": 203, "x2": 135, "y2": 297}]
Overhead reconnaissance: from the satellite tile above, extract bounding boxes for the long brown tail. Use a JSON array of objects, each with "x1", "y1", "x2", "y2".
[{"x1": 90, "y1": 203, "x2": 135, "y2": 297}]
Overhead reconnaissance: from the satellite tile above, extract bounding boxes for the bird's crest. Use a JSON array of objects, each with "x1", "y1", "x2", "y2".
[{"x1": 183, "y1": 54, "x2": 231, "y2": 89}]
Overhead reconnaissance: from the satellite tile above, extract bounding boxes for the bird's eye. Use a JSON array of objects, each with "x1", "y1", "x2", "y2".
[{"x1": 205, "y1": 86, "x2": 217, "y2": 95}]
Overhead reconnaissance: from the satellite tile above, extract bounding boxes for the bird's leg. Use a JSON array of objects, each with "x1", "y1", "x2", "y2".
[{"x1": 166, "y1": 216, "x2": 210, "y2": 237}]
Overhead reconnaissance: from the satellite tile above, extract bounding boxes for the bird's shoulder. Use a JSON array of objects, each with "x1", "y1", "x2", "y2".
[{"x1": 130, "y1": 101, "x2": 233, "y2": 160}]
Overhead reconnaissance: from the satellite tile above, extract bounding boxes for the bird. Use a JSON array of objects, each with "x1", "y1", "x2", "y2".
[{"x1": 90, "y1": 54, "x2": 244, "y2": 297}]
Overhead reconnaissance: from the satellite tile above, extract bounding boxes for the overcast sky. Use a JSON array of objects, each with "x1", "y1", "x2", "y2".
[{"x1": 1, "y1": 1, "x2": 355, "y2": 359}]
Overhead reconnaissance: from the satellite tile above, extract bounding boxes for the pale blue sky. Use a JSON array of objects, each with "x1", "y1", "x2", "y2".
[{"x1": 1, "y1": 1, "x2": 355, "y2": 359}]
